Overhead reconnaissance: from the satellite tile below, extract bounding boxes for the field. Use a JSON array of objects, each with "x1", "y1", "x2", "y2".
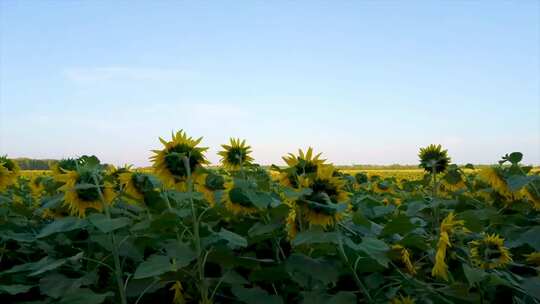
[{"x1": 1, "y1": 135, "x2": 539, "y2": 304}]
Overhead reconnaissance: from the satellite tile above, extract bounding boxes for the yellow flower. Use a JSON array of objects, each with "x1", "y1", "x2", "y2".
[
  {"x1": 222, "y1": 180, "x2": 258, "y2": 215},
  {"x1": 58, "y1": 171, "x2": 115, "y2": 218},
  {"x1": 390, "y1": 295, "x2": 415, "y2": 304},
  {"x1": 170, "y1": 281, "x2": 186, "y2": 304},
  {"x1": 277, "y1": 147, "x2": 326, "y2": 188},
  {"x1": 150, "y1": 130, "x2": 209, "y2": 188},
  {"x1": 218, "y1": 138, "x2": 254, "y2": 170},
  {"x1": 0, "y1": 156, "x2": 20, "y2": 191},
  {"x1": 296, "y1": 165, "x2": 349, "y2": 228},
  {"x1": 392, "y1": 244, "x2": 416, "y2": 275},
  {"x1": 29, "y1": 176, "x2": 46, "y2": 199},
  {"x1": 442, "y1": 180, "x2": 466, "y2": 192},
  {"x1": 478, "y1": 167, "x2": 518, "y2": 200},
  {"x1": 372, "y1": 180, "x2": 394, "y2": 194},
  {"x1": 119, "y1": 172, "x2": 144, "y2": 200},
  {"x1": 469, "y1": 233, "x2": 512, "y2": 269},
  {"x1": 195, "y1": 173, "x2": 225, "y2": 207},
  {"x1": 521, "y1": 186, "x2": 540, "y2": 211},
  {"x1": 51, "y1": 158, "x2": 79, "y2": 176},
  {"x1": 525, "y1": 252, "x2": 540, "y2": 266},
  {"x1": 432, "y1": 212, "x2": 467, "y2": 280}
]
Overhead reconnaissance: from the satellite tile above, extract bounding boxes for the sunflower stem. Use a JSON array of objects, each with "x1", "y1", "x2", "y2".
[
  {"x1": 337, "y1": 234, "x2": 372, "y2": 302},
  {"x1": 182, "y1": 156, "x2": 209, "y2": 303},
  {"x1": 92, "y1": 175, "x2": 127, "y2": 304}
]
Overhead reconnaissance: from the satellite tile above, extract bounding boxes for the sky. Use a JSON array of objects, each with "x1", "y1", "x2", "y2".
[{"x1": 1, "y1": 1, "x2": 539, "y2": 166}]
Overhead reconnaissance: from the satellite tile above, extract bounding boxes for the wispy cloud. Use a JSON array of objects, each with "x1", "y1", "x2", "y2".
[{"x1": 64, "y1": 67, "x2": 195, "y2": 84}]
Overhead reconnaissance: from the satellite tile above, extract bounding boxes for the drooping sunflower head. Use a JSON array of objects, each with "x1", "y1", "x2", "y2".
[
  {"x1": 29, "y1": 175, "x2": 47, "y2": 198},
  {"x1": 195, "y1": 172, "x2": 225, "y2": 206},
  {"x1": 371, "y1": 179, "x2": 394, "y2": 194},
  {"x1": 222, "y1": 179, "x2": 258, "y2": 215},
  {"x1": 218, "y1": 138, "x2": 254, "y2": 170},
  {"x1": 278, "y1": 147, "x2": 326, "y2": 188},
  {"x1": 296, "y1": 165, "x2": 349, "y2": 227},
  {"x1": 418, "y1": 144, "x2": 451, "y2": 174},
  {"x1": 151, "y1": 130, "x2": 209, "y2": 187},
  {"x1": 58, "y1": 168, "x2": 115, "y2": 218},
  {"x1": 470, "y1": 233, "x2": 512, "y2": 269},
  {"x1": 0, "y1": 156, "x2": 20, "y2": 190}
]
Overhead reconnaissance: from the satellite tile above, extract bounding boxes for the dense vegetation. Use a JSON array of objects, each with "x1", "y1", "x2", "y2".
[{"x1": 0, "y1": 133, "x2": 539, "y2": 304}]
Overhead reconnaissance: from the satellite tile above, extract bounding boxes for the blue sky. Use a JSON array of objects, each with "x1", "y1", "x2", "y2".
[{"x1": 1, "y1": 1, "x2": 539, "y2": 166}]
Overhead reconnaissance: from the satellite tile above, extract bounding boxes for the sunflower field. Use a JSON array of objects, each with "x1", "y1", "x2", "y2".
[{"x1": 1, "y1": 131, "x2": 539, "y2": 304}]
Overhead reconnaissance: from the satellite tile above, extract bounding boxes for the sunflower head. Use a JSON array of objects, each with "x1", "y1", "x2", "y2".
[
  {"x1": 218, "y1": 138, "x2": 254, "y2": 170},
  {"x1": 0, "y1": 156, "x2": 20, "y2": 190},
  {"x1": 418, "y1": 144, "x2": 451, "y2": 174},
  {"x1": 58, "y1": 164, "x2": 115, "y2": 218},
  {"x1": 222, "y1": 179, "x2": 259, "y2": 215},
  {"x1": 151, "y1": 130, "x2": 209, "y2": 187},
  {"x1": 195, "y1": 172, "x2": 225, "y2": 206},
  {"x1": 296, "y1": 165, "x2": 349, "y2": 227},
  {"x1": 277, "y1": 147, "x2": 326, "y2": 188},
  {"x1": 470, "y1": 233, "x2": 512, "y2": 269}
]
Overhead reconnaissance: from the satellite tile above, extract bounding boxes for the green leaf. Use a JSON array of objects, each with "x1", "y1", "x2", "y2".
[
  {"x1": 133, "y1": 254, "x2": 173, "y2": 279},
  {"x1": 1, "y1": 231, "x2": 34, "y2": 242},
  {"x1": 521, "y1": 277, "x2": 540, "y2": 300},
  {"x1": 352, "y1": 210, "x2": 371, "y2": 228},
  {"x1": 381, "y1": 215, "x2": 416, "y2": 236},
  {"x1": 438, "y1": 283, "x2": 480, "y2": 302},
  {"x1": 327, "y1": 292, "x2": 357, "y2": 304},
  {"x1": 357, "y1": 237, "x2": 390, "y2": 267},
  {"x1": 231, "y1": 286, "x2": 283, "y2": 304},
  {"x1": 88, "y1": 214, "x2": 131, "y2": 233},
  {"x1": 0, "y1": 284, "x2": 34, "y2": 295},
  {"x1": 406, "y1": 201, "x2": 428, "y2": 217},
  {"x1": 506, "y1": 175, "x2": 536, "y2": 192},
  {"x1": 248, "y1": 222, "x2": 281, "y2": 237},
  {"x1": 462, "y1": 264, "x2": 485, "y2": 286},
  {"x1": 58, "y1": 288, "x2": 113, "y2": 304},
  {"x1": 291, "y1": 231, "x2": 339, "y2": 247},
  {"x1": 40, "y1": 273, "x2": 79, "y2": 299},
  {"x1": 163, "y1": 241, "x2": 197, "y2": 267},
  {"x1": 37, "y1": 217, "x2": 86, "y2": 238},
  {"x1": 216, "y1": 228, "x2": 248, "y2": 249},
  {"x1": 286, "y1": 253, "x2": 339, "y2": 287}
]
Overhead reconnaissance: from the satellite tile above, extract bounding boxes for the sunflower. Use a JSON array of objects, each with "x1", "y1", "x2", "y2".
[
  {"x1": 432, "y1": 212, "x2": 468, "y2": 280},
  {"x1": 195, "y1": 172, "x2": 225, "y2": 206},
  {"x1": 222, "y1": 180, "x2": 258, "y2": 215},
  {"x1": 296, "y1": 165, "x2": 349, "y2": 227},
  {"x1": 525, "y1": 252, "x2": 540, "y2": 266},
  {"x1": 478, "y1": 167, "x2": 517, "y2": 200},
  {"x1": 58, "y1": 170, "x2": 115, "y2": 218},
  {"x1": 218, "y1": 138, "x2": 254, "y2": 170},
  {"x1": 418, "y1": 144, "x2": 451, "y2": 174},
  {"x1": 119, "y1": 172, "x2": 145, "y2": 200},
  {"x1": 0, "y1": 156, "x2": 20, "y2": 191},
  {"x1": 521, "y1": 184, "x2": 540, "y2": 211},
  {"x1": 277, "y1": 147, "x2": 326, "y2": 188},
  {"x1": 151, "y1": 130, "x2": 209, "y2": 189},
  {"x1": 29, "y1": 175, "x2": 46, "y2": 199},
  {"x1": 392, "y1": 244, "x2": 416, "y2": 275},
  {"x1": 469, "y1": 233, "x2": 512, "y2": 269},
  {"x1": 390, "y1": 295, "x2": 415, "y2": 304},
  {"x1": 372, "y1": 180, "x2": 394, "y2": 194}
]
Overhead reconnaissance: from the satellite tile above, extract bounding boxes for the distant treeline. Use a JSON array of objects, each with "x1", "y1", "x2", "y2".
[
  {"x1": 14, "y1": 158, "x2": 57, "y2": 170},
  {"x1": 12, "y1": 158, "x2": 538, "y2": 171}
]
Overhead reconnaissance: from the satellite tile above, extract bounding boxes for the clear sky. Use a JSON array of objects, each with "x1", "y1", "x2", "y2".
[{"x1": 1, "y1": 1, "x2": 539, "y2": 166}]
